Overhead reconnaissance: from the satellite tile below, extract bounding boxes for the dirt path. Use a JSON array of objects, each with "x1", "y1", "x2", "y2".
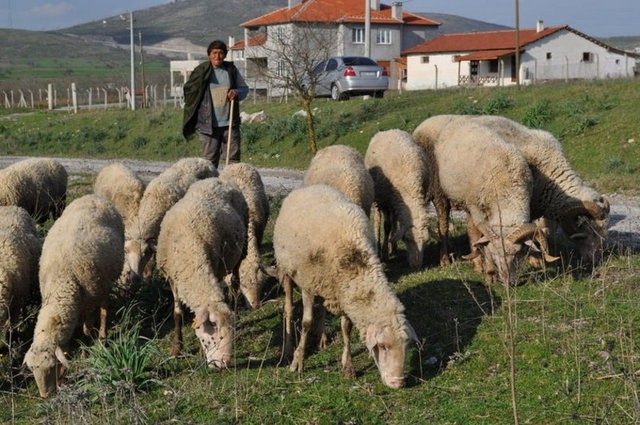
[{"x1": 0, "y1": 155, "x2": 637, "y2": 251}]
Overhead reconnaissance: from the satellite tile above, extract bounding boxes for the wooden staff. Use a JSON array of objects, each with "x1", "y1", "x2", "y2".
[{"x1": 225, "y1": 98, "x2": 235, "y2": 167}]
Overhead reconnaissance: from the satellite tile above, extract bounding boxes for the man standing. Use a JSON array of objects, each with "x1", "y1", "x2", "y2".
[{"x1": 182, "y1": 40, "x2": 249, "y2": 168}]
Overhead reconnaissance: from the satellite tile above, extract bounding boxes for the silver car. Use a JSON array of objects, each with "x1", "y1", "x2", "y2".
[{"x1": 305, "y1": 56, "x2": 389, "y2": 101}]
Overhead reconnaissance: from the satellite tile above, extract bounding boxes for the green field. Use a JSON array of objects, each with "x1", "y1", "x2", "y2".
[{"x1": 1, "y1": 79, "x2": 639, "y2": 424}]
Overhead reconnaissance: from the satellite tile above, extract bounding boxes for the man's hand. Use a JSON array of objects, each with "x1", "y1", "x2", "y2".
[{"x1": 227, "y1": 89, "x2": 237, "y2": 100}]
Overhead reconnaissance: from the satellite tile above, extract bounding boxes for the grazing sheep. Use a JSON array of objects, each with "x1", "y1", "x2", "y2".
[
  {"x1": 465, "y1": 115, "x2": 610, "y2": 265},
  {"x1": 125, "y1": 157, "x2": 217, "y2": 282},
  {"x1": 93, "y1": 162, "x2": 146, "y2": 229},
  {"x1": 273, "y1": 184, "x2": 417, "y2": 389},
  {"x1": 0, "y1": 157, "x2": 67, "y2": 224},
  {"x1": 23, "y1": 194, "x2": 124, "y2": 398},
  {"x1": 157, "y1": 178, "x2": 247, "y2": 368},
  {"x1": 303, "y1": 144, "x2": 375, "y2": 215},
  {"x1": 414, "y1": 117, "x2": 538, "y2": 285},
  {"x1": 365, "y1": 129, "x2": 431, "y2": 269},
  {"x1": 219, "y1": 162, "x2": 270, "y2": 309},
  {"x1": 0, "y1": 206, "x2": 42, "y2": 334}
]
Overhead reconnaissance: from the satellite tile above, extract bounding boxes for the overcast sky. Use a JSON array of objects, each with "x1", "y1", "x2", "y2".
[{"x1": 1, "y1": 0, "x2": 638, "y2": 38}]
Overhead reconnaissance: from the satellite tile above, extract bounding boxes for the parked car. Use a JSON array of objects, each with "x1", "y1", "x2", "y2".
[{"x1": 303, "y1": 56, "x2": 389, "y2": 101}]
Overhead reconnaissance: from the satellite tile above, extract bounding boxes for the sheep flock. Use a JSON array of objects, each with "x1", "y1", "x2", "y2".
[{"x1": 0, "y1": 113, "x2": 615, "y2": 398}]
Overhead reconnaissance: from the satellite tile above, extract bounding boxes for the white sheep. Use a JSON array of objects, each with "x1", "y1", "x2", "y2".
[
  {"x1": 0, "y1": 157, "x2": 67, "y2": 224},
  {"x1": 156, "y1": 177, "x2": 247, "y2": 368},
  {"x1": 364, "y1": 129, "x2": 431, "y2": 269},
  {"x1": 125, "y1": 157, "x2": 217, "y2": 282},
  {"x1": 464, "y1": 115, "x2": 610, "y2": 265},
  {"x1": 414, "y1": 117, "x2": 538, "y2": 285},
  {"x1": 303, "y1": 144, "x2": 375, "y2": 215},
  {"x1": 0, "y1": 206, "x2": 42, "y2": 334},
  {"x1": 93, "y1": 162, "x2": 146, "y2": 229},
  {"x1": 219, "y1": 162, "x2": 270, "y2": 309},
  {"x1": 272, "y1": 184, "x2": 417, "y2": 389},
  {"x1": 23, "y1": 194, "x2": 124, "y2": 398}
]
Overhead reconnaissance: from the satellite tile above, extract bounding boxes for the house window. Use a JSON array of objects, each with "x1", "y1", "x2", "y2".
[
  {"x1": 276, "y1": 60, "x2": 287, "y2": 77},
  {"x1": 420, "y1": 56, "x2": 429, "y2": 64},
  {"x1": 352, "y1": 28, "x2": 365, "y2": 44},
  {"x1": 615, "y1": 59, "x2": 620, "y2": 64},
  {"x1": 376, "y1": 29, "x2": 392, "y2": 45},
  {"x1": 488, "y1": 59, "x2": 498, "y2": 73},
  {"x1": 582, "y1": 52, "x2": 593, "y2": 62},
  {"x1": 546, "y1": 52, "x2": 552, "y2": 60}
]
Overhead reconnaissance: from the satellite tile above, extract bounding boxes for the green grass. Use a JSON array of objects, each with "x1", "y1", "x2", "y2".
[{"x1": 1, "y1": 79, "x2": 639, "y2": 424}]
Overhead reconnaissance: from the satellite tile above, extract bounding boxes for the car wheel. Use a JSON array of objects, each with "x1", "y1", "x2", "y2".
[{"x1": 331, "y1": 85, "x2": 345, "y2": 101}]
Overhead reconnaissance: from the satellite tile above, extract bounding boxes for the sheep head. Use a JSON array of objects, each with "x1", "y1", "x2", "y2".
[
  {"x1": 365, "y1": 317, "x2": 418, "y2": 389},
  {"x1": 559, "y1": 197, "x2": 610, "y2": 264},
  {"x1": 193, "y1": 306, "x2": 235, "y2": 369},
  {"x1": 474, "y1": 222, "x2": 537, "y2": 285},
  {"x1": 124, "y1": 237, "x2": 156, "y2": 282},
  {"x1": 23, "y1": 344, "x2": 69, "y2": 398}
]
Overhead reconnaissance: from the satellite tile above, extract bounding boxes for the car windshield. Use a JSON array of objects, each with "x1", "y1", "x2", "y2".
[{"x1": 342, "y1": 57, "x2": 377, "y2": 66}]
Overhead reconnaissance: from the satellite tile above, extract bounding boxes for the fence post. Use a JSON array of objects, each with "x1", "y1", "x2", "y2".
[{"x1": 71, "y1": 83, "x2": 78, "y2": 113}]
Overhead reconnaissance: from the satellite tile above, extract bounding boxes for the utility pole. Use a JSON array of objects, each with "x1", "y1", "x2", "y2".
[
  {"x1": 129, "y1": 10, "x2": 136, "y2": 110},
  {"x1": 515, "y1": 0, "x2": 520, "y2": 89},
  {"x1": 364, "y1": 0, "x2": 371, "y2": 57},
  {"x1": 139, "y1": 30, "x2": 145, "y2": 108}
]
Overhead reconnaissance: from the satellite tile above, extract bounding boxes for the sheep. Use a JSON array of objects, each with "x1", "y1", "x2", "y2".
[
  {"x1": 125, "y1": 157, "x2": 217, "y2": 282},
  {"x1": 463, "y1": 115, "x2": 610, "y2": 265},
  {"x1": 0, "y1": 206, "x2": 42, "y2": 334},
  {"x1": 303, "y1": 144, "x2": 375, "y2": 215},
  {"x1": 23, "y1": 194, "x2": 124, "y2": 398},
  {"x1": 219, "y1": 162, "x2": 270, "y2": 309},
  {"x1": 156, "y1": 177, "x2": 247, "y2": 368},
  {"x1": 272, "y1": 184, "x2": 418, "y2": 388},
  {"x1": 364, "y1": 129, "x2": 431, "y2": 269},
  {"x1": 0, "y1": 157, "x2": 67, "y2": 224},
  {"x1": 93, "y1": 162, "x2": 146, "y2": 229},
  {"x1": 413, "y1": 117, "x2": 539, "y2": 285}
]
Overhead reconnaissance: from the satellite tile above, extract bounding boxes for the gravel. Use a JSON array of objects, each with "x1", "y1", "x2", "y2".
[{"x1": 1, "y1": 155, "x2": 637, "y2": 251}]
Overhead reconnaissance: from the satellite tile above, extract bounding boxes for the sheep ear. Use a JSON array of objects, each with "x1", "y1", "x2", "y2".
[
  {"x1": 55, "y1": 346, "x2": 69, "y2": 368},
  {"x1": 260, "y1": 264, "x2": 279, "y2": 279},
  {"x1": 404, "y1": 321, "x2": 419, "y2": 343},
  {"x1": 194, "y1": 308, "x2": 209, "y2": 328},
  {"x1": 365, "y1": 324, "x2": 381, "y2": 351}
]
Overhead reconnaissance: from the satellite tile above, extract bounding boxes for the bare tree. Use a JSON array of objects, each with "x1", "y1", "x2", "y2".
[{"x1": 253, "y1": 23, "x2": 337, "y2": 154}]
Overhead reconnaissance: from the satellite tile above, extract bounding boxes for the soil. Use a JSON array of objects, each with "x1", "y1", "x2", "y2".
[{"x1": 1, "y1": 155, "x2": 637, "y2": 251}]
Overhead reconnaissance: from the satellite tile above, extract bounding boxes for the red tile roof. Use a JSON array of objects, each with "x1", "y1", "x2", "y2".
[
  {"x1": 402, "y1": 26, "x2": 567, "y2": 55},
  {"x1": 241, "y1": 0, "x2": 440, "y2": 28},
  {"x1": 230, "y1": 33, "x2": 267, "y2": 50}
]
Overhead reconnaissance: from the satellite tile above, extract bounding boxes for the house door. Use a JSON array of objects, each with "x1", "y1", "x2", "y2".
[
  {"x1": 510, "y1": 55, "x2": 517, "y2": 81},
  {"x1": 470, "y1": 60, "x2": 479, "y2": 83}
]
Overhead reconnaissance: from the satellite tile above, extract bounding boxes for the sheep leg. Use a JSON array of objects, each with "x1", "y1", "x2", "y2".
[
  {"x1": 340, "y1": 315, "x2": 355, "y2": 378},
  {"x1": 279, "y1": 274, "x2": 294, "y2": 365},
  {"x1": 466, "y1": 216, "x2": 485, "y2": 274},
  {"x1": 98, "y1": 306, "x2": 108, "y2": 339},
  {"x1": 170, "y1": 282, "x2": 183, "y2": 357},
  {"x1": 434, "y1": 196, "x2": 452, "y2": 265},
  {"x1": 290, "y1": 289, "x2": 314, "y2": 373}
]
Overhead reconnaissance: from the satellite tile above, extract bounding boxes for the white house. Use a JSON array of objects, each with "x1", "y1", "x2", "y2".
[
  {"x1": 234, "y1": 0, "x2": 440, "y2": 96},
  {"x1": 402, "y1": 21, "x2": 639, "y2": 90}
]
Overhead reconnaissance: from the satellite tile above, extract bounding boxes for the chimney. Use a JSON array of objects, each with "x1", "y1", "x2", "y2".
[
  {"x1": 392, "y1": 2, "x2": 403, "y2": 20},
  {"x1": 371, "y1": 0, "x2": 380, "y2": 11},
  {"x1": 536, "y1": 20, "x2": 544, "y2": 32},
  {"x1": 288, "y1": 0, "x2": 303, "y2": 8},
  {"x1": 228, "y1": 35, "x2": 235, "y2": 49}
]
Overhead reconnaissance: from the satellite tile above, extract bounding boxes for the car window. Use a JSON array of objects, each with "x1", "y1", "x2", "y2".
[
  {"x1": 312, "y1": 61, "x2": 326, "y2": 74},
  {"x1": 326, "y1": 59, "x2": 338, "y2": 71},
  {"x1": 343, "y1": 57, "x2": 377, "y2": 66}
]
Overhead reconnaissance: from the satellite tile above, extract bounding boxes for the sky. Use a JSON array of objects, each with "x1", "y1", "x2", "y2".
[{"x1": 1, "y1": 0, "x2": 638, "y2": 38}]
